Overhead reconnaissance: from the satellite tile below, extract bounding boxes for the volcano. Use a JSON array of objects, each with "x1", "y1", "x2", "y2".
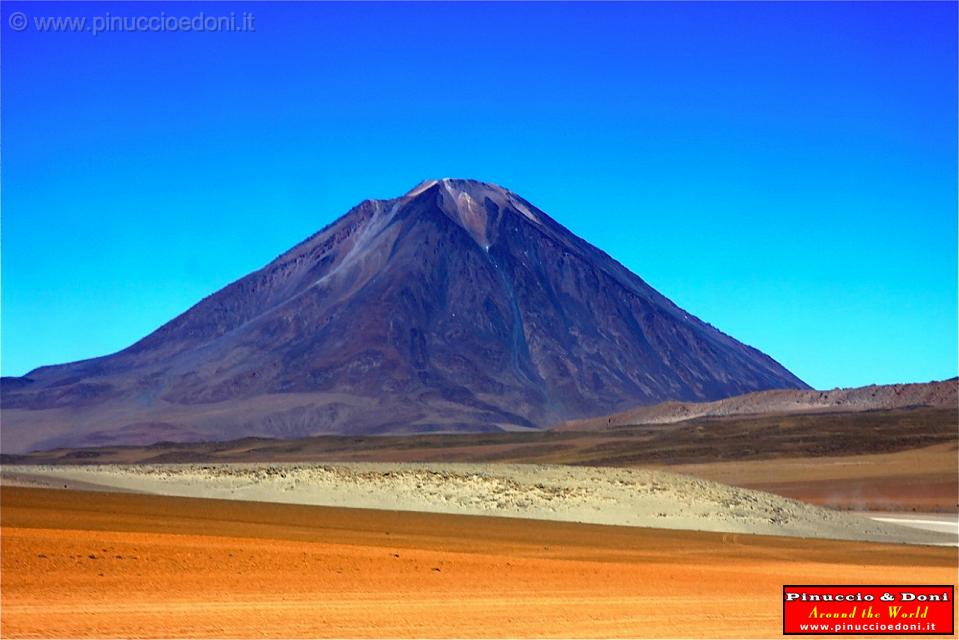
[{"x1": 1, "y1": 179, "x2": 807, "y2": 453}]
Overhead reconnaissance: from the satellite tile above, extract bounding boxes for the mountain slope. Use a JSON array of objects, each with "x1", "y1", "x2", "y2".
[
  {"x1": 1, "y1": 179, "x2": 807, "y2": 452},
  {"x1": 556, "y1": 378, "x2": 959, "y2": 431}
]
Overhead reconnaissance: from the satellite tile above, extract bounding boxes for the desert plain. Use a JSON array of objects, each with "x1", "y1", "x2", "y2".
[
  {"x1": 3, "y1": 397, "x2": 958, "y2": 638},
  {"x1": 2, "y1": 447, "x2": 957, "y2": 638},
  {"x1": 1, "y1": 482, "x2": 956, "y2": 639}
]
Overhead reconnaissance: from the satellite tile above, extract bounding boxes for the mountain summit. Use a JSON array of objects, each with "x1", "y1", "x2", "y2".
[
  {"x1": 1, "y1": 179, "x2": 807, "y2": 453},
  {"x1": 407, "y1": 178, "x2": 545, "y2": 249}
]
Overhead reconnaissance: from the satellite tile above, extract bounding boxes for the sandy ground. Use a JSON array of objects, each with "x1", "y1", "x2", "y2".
[
  {"x1": 2, "y1": 486, "x2": 957, "y2": 639},
  {"x1": 660, "y1": 443, "x2": 959, "y2": 512},
  {"x1": 7, "y1": 406, "x2": 953, "y2": 517},
  {"x1": 3, "y1": 463, "x2": 953, "y2": 545},
  {"x1": 864, "y1": 512, "x2": 959, "y2": 538}
]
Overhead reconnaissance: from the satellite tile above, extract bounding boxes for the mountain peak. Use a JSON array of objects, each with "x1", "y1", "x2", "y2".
[
  {"x1": 405, "y1": 177, "x2": 505, "y2": 198},
  {"x1": 1, "y1": 179, "x2": 808, "y2": 453},
  {"x1": 404, "y1": 178, "x2": 541, "y2": 249}
]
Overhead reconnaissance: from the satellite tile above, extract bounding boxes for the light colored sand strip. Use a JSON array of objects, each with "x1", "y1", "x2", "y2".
[
  {"x1": 3, "y1": 462, "x2": 955, "y2": 546},
  {"x1": 872, "y1": 517, "x2": 957, "y2": 527},
  {"x1": 868, "y1": 514, "x2": 958, "y2": 546}
]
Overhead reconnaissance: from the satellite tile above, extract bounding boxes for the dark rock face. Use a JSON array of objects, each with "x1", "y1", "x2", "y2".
[{"x1": 1, "y1": 179, "x2": 807, "y2": 452}]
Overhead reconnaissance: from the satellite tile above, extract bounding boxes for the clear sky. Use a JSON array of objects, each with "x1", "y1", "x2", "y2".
[{"x1": 2, "y1": 1, "x2": 956, "y2": 389}]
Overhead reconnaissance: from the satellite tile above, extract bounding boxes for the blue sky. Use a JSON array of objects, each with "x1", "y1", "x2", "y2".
[{"x1": 2, "y1": 1, "x2": 956, "y2": 389}]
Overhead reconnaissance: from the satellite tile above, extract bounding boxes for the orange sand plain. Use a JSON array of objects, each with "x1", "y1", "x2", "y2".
[{"x1": 2, "y1": 486, "x2": 957, "y2": 638}]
